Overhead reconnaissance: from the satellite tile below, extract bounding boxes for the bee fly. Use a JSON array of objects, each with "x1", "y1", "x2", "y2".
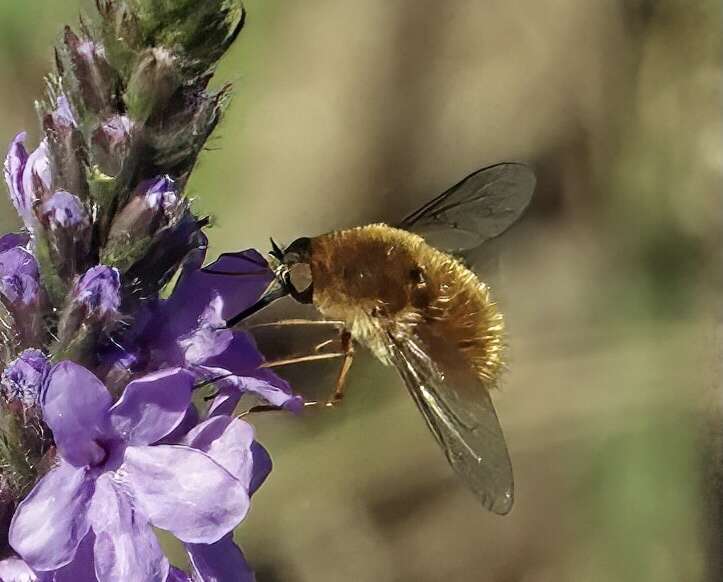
[{"x1": 217, "y1": 162, "x2": 535, "y2": 514}]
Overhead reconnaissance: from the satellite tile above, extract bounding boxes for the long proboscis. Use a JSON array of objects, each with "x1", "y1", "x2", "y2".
[{"x1": 225, "y1": 284, "x2": 289, "y2": 328}]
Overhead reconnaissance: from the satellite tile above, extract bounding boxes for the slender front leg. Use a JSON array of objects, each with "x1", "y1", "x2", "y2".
[
  {"x1": 304, "y1": 329, "x2": 354, "y2": 409},
  {"x1": 333, "y1": 330, "x2": 354, "y2": 401},
  {"x1": 241, "y1": 327, "x2": 355, "y2": 416}
]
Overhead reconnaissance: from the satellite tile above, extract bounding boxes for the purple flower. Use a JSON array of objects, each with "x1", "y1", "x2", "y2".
[
  {"x1": 92, "y1": 115, "x2": 132, "y2": 176},
  {"x1": 71, "y1": 266, "x2": 121, "y2": 321},
  {"x1": 62, "y1": 31, "x2": 116, "y2": 116},
  {"x1": 98, "y1": 114, "x2": 132, "y2": 145},
  {"x1": 38, "y1": 191, "x2": 91, "y2": 279},
  {"x1": 186, "y1": 535, "x2": 254, "y2": 582},
  {"x1": 121, "y1": 248, "x2": 302, "y2": 413},
  {"x1": 9, "y1": 362, "x2": 251, "y2": 580},
  {"x1": 106, "y1": 175, "x2": 180, "y2": 247},
  {"x1": 39, "y1": 191, "x2": 89, "y2": 230},
  {"x1": 142, "y1": 175, "x2": 177, "y2": 209},
  {"x1": 178, "y1": 415, "x2": 269, "y2": 582},
  {"x1": 3, "y1": 133, "x2": 31, "y2": 225},
  {"x1": 3, "y1": 132, "x2": 54, "y2": 230},
  {"x1": 0, "y1": 233, "x2": 29, "y2": 253},
  {"x1": 0, "y1": 248, "x2": 40, "y2": 307},
  {"x1": 20, "y1": 139, "x2": 52, "y2": 224},
  {"x1": 50, "y1": 96, "x2": 76, "y2": 129},
  {"x1": 1, "y1": 350, "x2": 50, "y2": 407},
  {"x1": 183, "y1": 296, "x2": 303, "y2": 414},
  {"x1": 0, "y1": 243, "x2": 44, "y2": 346}
]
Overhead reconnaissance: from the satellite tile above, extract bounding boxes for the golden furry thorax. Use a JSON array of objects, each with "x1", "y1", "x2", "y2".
[{"x1": 308, "y1": 224, "x2": 505, "y2": 385}]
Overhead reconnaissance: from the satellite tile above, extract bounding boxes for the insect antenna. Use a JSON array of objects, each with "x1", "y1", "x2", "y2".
[{"x1": 269, "y1": 237, "x2": 285, "y2": 261}]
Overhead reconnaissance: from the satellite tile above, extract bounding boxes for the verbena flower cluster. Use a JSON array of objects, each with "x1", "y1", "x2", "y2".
[{"x1": 0, "y1": 1, "x2": 300, "y2": 580}]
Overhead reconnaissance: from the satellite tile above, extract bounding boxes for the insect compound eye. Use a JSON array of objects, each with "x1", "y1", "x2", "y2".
[
  {"x1": 283, "y1": 237, "x2": 312, "y2": 264},
  {"x1": 286, "y1": 262, "x2": 314, "y2": 304}
]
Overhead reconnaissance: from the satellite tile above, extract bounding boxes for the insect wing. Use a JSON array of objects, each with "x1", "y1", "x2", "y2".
[
  {"x1": 386, "y1": 329, "x2": 514, "y2": 514},
  {"x1": 399, "y1": 162, "x2": 535, "y2": 253}
]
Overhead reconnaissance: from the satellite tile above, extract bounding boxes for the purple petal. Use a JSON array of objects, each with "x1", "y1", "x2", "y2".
[
  {"x1": 21, "y1": 139, "x2": 51, "y2": 209},
  {"x1": 166, "y1": 567, "x2": 192, "y2": 582},
  {"x1": 178, "y1": 296, "x2": 233, "y2": 365},
  {"x1": 198, "y1": 330, "x2": 262, "y2": 372},
  {"x1": 203, "y1": 365, "x2": 302, "y2": 415},
  {"x1": 0, "y1": 233, "x2": 29, "y2": 253},
  {"x1": 51, "y1": 533, "x2": 96, "y2": 582},
  {"x1": 141, "y1": 175, "x2": 178, "y2": 210},
  {"x1": 72, "y1": 266, "x2": 121, "y2": 319},
  {"x1": 105, "y1": 174, "x2": 178, "y2": 245},
  {"x1": 99, "y1": 115, "x2": 132, "y2": 145},
  {"x1": 239, "y1": 371, "x2": 303, "y2": 411},
  {"x1": 250, "y1": 441, "x2": 272, "y2": 496},
  {"x1": 123, "y1": 445, "x2": 249, "y2": 544},
  {"x1": 9, "y1": 461, "x2": 94, "y2": 571},
  {"x1": 180, "y1": 416, "x2": 256, "y2": 487},
  {"x1": 1, "y1": 349, "x2": 50, "y2": 407},
  {"x1": 52, "y1": 96, "x2": 76, "y2": 128},
  {"x1": 109, "y1": 368, "x2": 194, "y2": 445},
  {"x1": 0, "y1": 248, "x2": 38, "y2": 279},
  {"x1": 157, "y1": 404, "x2": 199, "y2": 445},
  {"x1": 39, "y1": 191, "x2": 90, "y2": 229},
  {"x1": 42, "y1": 362, "x2": 111, "y2": 467},
  {"x1": 3, "y1": 132, "x2": 30, "y2": 222},
  {"x1": 0, "y1": 248, "x2": 40, "y2": 306},
  {"x1": 0, "y1": 555, "x2": 38, "y2": 582},
  {"x1": 207, "y1": 383, "x2": 242, "y2": 417},
  {"x1": 186, "y1": 534, "x2": 254, "y2": 582},
  {"x1": 169, "y1": 249, "x2": 274, "y2": 329},
  {"x1": 88, "y1": 474, "x2": 169, "y2": 582}
]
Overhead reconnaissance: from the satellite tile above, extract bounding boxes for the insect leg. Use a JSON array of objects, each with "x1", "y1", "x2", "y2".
[
  {"x1": 332, "y1": 330, "x2": 354, "y2": 401},
  {"x1": 260, "y1": 351, "x2": 346, "y2": 368},
  {"x1": 239, "y1": 347, "x2": 347, "y2": 417},
  {"x1": 239, "y1": 324, "x2": 353, "y2": 415},
  {"x1": 252, "y1": 319, "x2": 347, "y2": 367},
  {"x1": 304, "y1": 329, "x2": 354, "y2": 409}
]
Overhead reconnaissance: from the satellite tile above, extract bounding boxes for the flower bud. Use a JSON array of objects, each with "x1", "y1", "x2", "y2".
[
  {"x1": 21, "y1": 140, "x2": 52, "y2": 209},
  {"x1": 39, "y1": 190, "x2": 89, "y2": 231},
  {"x1": 42, "y1": 95, "x2": 87, "y2": 199},
  {"x1": 125, "y1": 47, "x2": 181, "y2": 123},
  {"x1": 72, "y1": 265, "x2": 121, "y2": 321},
  {"x1": 49, "y1": 94, "x2": 76, "y2": 129},
  {"x1": 91, "y1": 114, "x2": 133, "y2": 176},
  {"x1": 0, "y1": 248, "x2": 40, "y2": 309},
  {"x1": 55, "y1": 265, "x2": 121, "y2": 362},
  {"x1": 37, "y1": 190, "x2": 92, "y2": 280},
  {"x1": 63, "y1": 28, "x2": 117, "y2": 116},
  {"x1": 130, "y1": 0, "x2": 245, "y2": 74},
  {"x1": 1, "y1": 349, "x2": 50, "y2": 407},
  {"x1": 3, "y1": 133, "x2": 53, "y2": 231},
  {"x1": 0, "y1": 246, "x2": 43, "y2": 347},
  {"x1": 0, "y1": 233, "x2": 29, "y2": 254},
  {"x1": 102, "y1": 175, "x2": 181, "y2": 272},
  {"x1": 2, "y1": 133, "x2": 30, "y2": 225}
]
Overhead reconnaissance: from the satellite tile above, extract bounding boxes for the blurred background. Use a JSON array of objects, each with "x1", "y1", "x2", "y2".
[{"x1": 0, "y1": 1, "x2": 720, "y2": 581}]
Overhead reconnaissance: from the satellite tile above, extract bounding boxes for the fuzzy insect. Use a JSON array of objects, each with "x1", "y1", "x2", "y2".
[{"x1": 223, "y1": 162, "x2": 535, "y2": 514}]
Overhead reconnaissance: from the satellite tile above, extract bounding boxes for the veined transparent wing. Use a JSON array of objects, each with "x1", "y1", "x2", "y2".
[
  {"x1": 399, "y1": 162, "x2": 535, "y2": 253},
  {"x1": 385, "y1": 327, "x2": 514, "y2": 514}
]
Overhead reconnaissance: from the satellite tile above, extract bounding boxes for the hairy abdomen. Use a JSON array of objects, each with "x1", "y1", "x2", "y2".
[{"x1": 310, "y1": 224, "x2": 505, "y2": 384}]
